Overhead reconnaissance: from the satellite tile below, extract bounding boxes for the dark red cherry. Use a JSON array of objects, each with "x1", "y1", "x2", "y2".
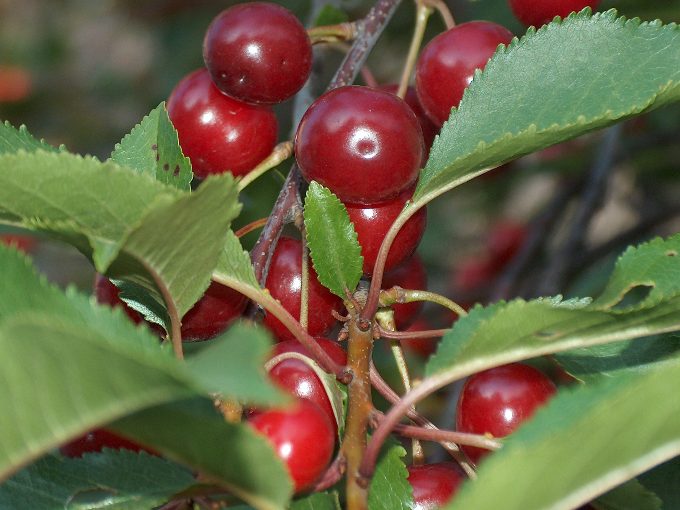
[
  {"x1": 453, "y1": 257, "x2": 496, "y2": 294},
  {"x1": 346, "y1": 188, "x2": 427, "y2": 275},
  {"x1": 95, "y1": 274, "x2": 145, "y2": 325},
  {"x1": 180, "y1": 281, "x2": 247, "y2": 341},
  {"x1": 416, "y1": 21, "x2": 513, "y2": 126},
  {"x1": 269, "y1": 339, "x2": 347, "y2": 434},
  {"x1": 400, "y1": 318, "x2": 438, "y2": 358},
  {"x1": 487, "y1": 221, "x2": 527, "y2": 268},
  {"x1": 295, "y1": 85, "x2": 424, "y2": 204},
  {"x1": 509, "y1": 0, "x2": 601, "y2": 27},
  {"x1": 167, "y1": 68, "x2": 278, "y2": 179},
  {"x1": 382, "y1": 255, "x2": 427, "y2": 330},
  {"x1": 249, "y1": 399, "x2": 334, "y2": 493},
  {"x1": 263, "y1": 237, "x2": 343, "y2": 342},
  {"x1": 456, "y1": 363, "x2": 556, "y2": 464},
  {"x1": 407, "y1": 462, "x2": 464, "y2": 510},
  {"x1": 203, "y1": 2, "x2": 312, "y2": 104},
  {"x1": 60, "y1": 428, "x2": 152, "y2": 457},
  {"x1": 1, "y1": 233, "x2": 37, "y2": 254}
]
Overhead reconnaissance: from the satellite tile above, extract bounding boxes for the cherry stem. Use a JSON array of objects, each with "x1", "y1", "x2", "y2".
[
  {"x1": 299, "y1": 216, "x2": 310, "y2": 330},
  {"x1": 424, "y1": 0, "x2": 455, "y2": 29},
  {"x1": 312, "y1": 454, "x2": 347, "y2": 491},
  {"x1": 235, "y1": 217, "x2": 269, "y2": 238},
  {"x1": 142, "y1": 261, "x2": 183, "y2": 359},
  {"x1": 237, "y1": 141, "x2": 293, "y2": 191},
  {"x1": 380, "y1": 287, "x2": 468, "y2": 317},
  {"x1": 397, "y1": 3, "x2": 432, "y2": 98},
  {"x1": 377, "y1": 327, "x2": 449, "y2": 340},
  {"x1": 308, "y1": 22, "x2": 359, "y2": 44}
]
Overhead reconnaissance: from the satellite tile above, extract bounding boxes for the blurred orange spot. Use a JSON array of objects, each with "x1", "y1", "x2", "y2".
[{"x1": 0, "y1": 66, "x2": 32, "y2": 102}]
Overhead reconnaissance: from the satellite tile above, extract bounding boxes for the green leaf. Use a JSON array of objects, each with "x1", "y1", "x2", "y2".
[
  {"x1": 415, "y1": 10, "x2": 680, "y2": 204},
  {"x1": 110, "y1": 103, "x2": 193, "y2": 191},
  {"x1": 112, "y1": 399, "x2": 293, "y2": 510},
  {"x1": 594, "y1": 234, "x2": 680, "y2": 309},
  {"x1": 313, "y1": 5, "x2": 349, "y2": 26},
  {"x1": 0, "y1": 452, "x2": 195, "y2": 510},
  {"x1": 213, "y1": 230, "x2": 261, "y2": 291},
  {"x1": 446, "y1": 363, "x2": 680, "y2": 509},
  {"x1": 0, "y1": 121, "x2": 61, "y2": 155},
  {"x1": 304, "y1": 181, "x2": 363, "y2": 298},
  {"x1": 638, "y1": 457, "x2": 680, "y2": 510},
  {"x1": 291, "y1": 492, "x2": 342, "y2": 510},
  {"x1": 368, "y1": 442, "x2": 413, "y2": 510},
  {"x1": 593, "y1": 479, "x2": 661, "y2": 510},
  {"x1": 186, "y1": 323, "x2": 286, "y2": 406}
]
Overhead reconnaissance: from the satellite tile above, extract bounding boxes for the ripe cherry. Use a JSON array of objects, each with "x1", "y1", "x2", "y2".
[
  {"x1": 203, "y1": 2, "x2": 312, "y2": 104},
  {"x1": 346, "y1": 188, "x2": 427, "y2": 275},
  {"x1": 263, "y1": 237, "x2": 343, "y2": 342},
  {"x1": 1, "y1": 233, "x2": 37, "y2": 254},
  {"x1": 94, "y1": 274, "x2": 145, "y2": 325},
  {"x1": 60, "y1": 428, "x2": 152, "y2": 457},
  {"x1": 509, "y1": 0, "x2": 601, "y2": 28},
  {"x1": 180, "y1": 281, "x2": 247, "y2": 341},
  {"x1": 269, "y1": 339, "x2": 347, "y2": 434},
  {"x1": 381, "y1": 254, "x2": 427, "y2": 330},
  {"x1": 167, "y1": 68, "x2": 278, "y2": 179},
  {"x1": 295, "y1": 85, "x2": 424, "y2": 204},
  {"x1": 416, "y1": 22, "x2": 514, "y2": 126},
  {"x1": 407, "y1": 462, "x2": 464, "y2": 510},
  {"x1": 249, "y1": 399, "x2": 334, "y2": 493},
  {"x1": 487, "y1": 221, "x2": 527, "y2": 268},
  {"x1": 453, "y1": 257, "x2": 496, "y2": 294},
  {"x1": 456, "y1": 363, "x2": 556, "y2": 464}
]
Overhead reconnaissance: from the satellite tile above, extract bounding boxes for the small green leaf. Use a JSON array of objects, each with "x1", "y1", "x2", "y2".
[
  {"x1": 214, "y1": 230, "x2": 261, "y2": 291},
  {"x1": 313, "y1": 5, "x2": 349, "y2": 26},
  {"x1": 0, "y1": 452, "x2": 195, "y2": 510},
  {"x1": 110, "y1": 103, "x2": 193, "y2": 191},
  {"x1": 415, "y1": 11, "x2": 680, "y2": 205},
  {"x1": 593, "y1": 479, "x2": 662, "y2": 510},
  {"x1": 304, "y1": 181, "x2": 363, "y2": 298},
  {"x1": 368, "y1": 441, "x2": 413, "y2": 510},
  {"x1": 446, "y1": 363, "x2": 680, "y2": 509},
  {"x1": 0, "y1": 121, "x2": 61, "y2": 155}
]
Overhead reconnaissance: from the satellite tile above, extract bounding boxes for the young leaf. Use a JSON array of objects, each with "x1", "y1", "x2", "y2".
[
  {"x1": 593, "y1": 479, "x2": 661, "y2": 510},
  {"x1": 112, "y1": 398, "x2": 293, "y2": 510},
  {"x1": 313, "y1": 5, "x2": 349, "y2": 26},
  {"x1": 213, "y1": 230, "x2": 261, "y2": 291},
  {"x1": 414, "y1": 10, "x2": 680, "y2": 205},
  {"x1": 0, "y1": 452, "x2": 195, "y2": 510},
  {"x1": 304, "y1": 181, "x2": 363, "y2": 298},
  {"x1": 110, "y1": 103, "x2": 193, "y2": 191},
  {"x1": 290, "y1": 492, "x2": 341, "y2": 510},
  {"x1": 368, "y1": 442, "x2": 413, "y2": 510},
  {"x1": 446, "y1": 362, "x2": 680, "y2": 509},
  {"x1": 0, "y1": 121, "x2": 61, "y2": 155}
]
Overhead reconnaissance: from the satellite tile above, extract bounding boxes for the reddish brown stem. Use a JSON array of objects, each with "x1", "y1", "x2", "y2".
[
  {"x1": 235, "y1": 217, "x2": 268, "y2": 238},
  {"x1": 378, "y1": 327, "x2": 449, "y2": 340},
  {"x1": 311, "y1": 454, "x2": 347, "y2": 491}
]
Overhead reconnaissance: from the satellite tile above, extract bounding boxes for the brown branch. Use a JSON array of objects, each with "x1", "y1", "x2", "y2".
[{"x1": 377, "y1": 326, "x2": 449, "y2": 340}]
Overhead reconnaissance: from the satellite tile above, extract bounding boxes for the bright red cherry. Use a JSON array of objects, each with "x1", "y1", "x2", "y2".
[
  {"x1": 456, "y1": 363, "x2": 556, "y2": 464},
  {"x1": 263, "y1": 237, "x2": 343, "y2": 342},
  {"x1": 381, "y1": 255, "x2": 427, "y2": 330},
  {"x1": 346, "y1": 188, "x2": 427, "y2": 275},
  {"x1": 407, "y1": 462, "x2": 464, "y2": 510},
  {"x1": 416, "y1": 22, "x2": 514, "y2": 126},
  {"x1": 167, "y1": 68, "x2": 278, "y2": 179},
  {"x1": 203, "y1": 2, "x2": 312, "y2": 104},
  {"x1": 60, "y1": 428, "x2": 152, "y2": 457},
  {"x1": 509, "y1": 0, "x2": 601, "y2": 27},
  {"x1": 95, "y1": 274, "x2": 145, "y2": 325},
  {"x1": 249, "y1": 399, "x2": 334, "y2": 492},
  {"x1": 181, "y1": 281, "x2": 247, "y2": 341},
  {"x1": 295, "y1": 86, "x2": 424, "y2": 204},
  {"x1": 269, "y1": 339, "x2": 347, "y2": 434}
]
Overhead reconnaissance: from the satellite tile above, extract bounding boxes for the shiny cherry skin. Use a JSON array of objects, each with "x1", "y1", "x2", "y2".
[
  {"x1": 181, "y1": 281, "x2": 247, "y2": 341},
  {"x1": 95, "y1": 274, "x2": 145, "y2": 325},
  {"x1": 263, "y1": 237, "x2": 343, "y2": 341},
  {"x1": 60, "y1": 428, "x2": 151, "y2": 457},
  {"x1": 346, "y1": 188, "x2": 427, "y2": 275},
  {"x1": 295, "y1": 86, "x2": 424, "y2": 204},
  {"x1": 167, "y1": 68, "x2": 278, "y2": 179},
  {"x1": 269, "y1": 339, "x2": 347, "y2": 434},
  {"x1": 203, "y1": 2, "x2": 312, "y2": 104},
  {"x1": 456, "y1": 363, "x2": 556, "y2": 464},
  {"x1": 249, "y1": 399, "x2": 334, "y2": 493},
  {"x1": 509, "y1": 0, "x2": 601, "y2": 27},
  {"x1": 416, "y1": 21, "x2": 514, "y2": 126},
  {"x1": 382, "y1": 255, "x2": 427, "y2": 330},
  {"x1": 407, "y1": 462, "x2": 465, "y2": 510}
]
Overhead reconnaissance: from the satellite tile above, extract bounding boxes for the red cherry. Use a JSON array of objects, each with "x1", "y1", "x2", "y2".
[
  {"x1": 407, "y1": 462, "x2": 464, "y2": 510},
  {"x1": 453, "y1": 257, "x2": 497, "y2": 294},
  {"x1": 203, "y1": 2, "x2": 312, "y2": 104},
  {"x1": 400, "y1": 318, "x2": 438, "y2": 358},
  {"x1": 346, "y1": 188, "x2": 427, "y2": 275},
  {"x1": 94, "y1": 274, "x2": 145, "y2": 325},
  {"x1": 180, "y1": 281, "x2": 247, "y2": 341},
  {"x1": 295, "y1": 85, "x2": 424, "y2": 204},
  {"x1": 456, "y1": 363, "x2": 556, "y2": 464},
  {"x1": 1, "y1": 233, "x2": 37, "y2": 253},
  {"x1": 509, "y1": 0, "x2": 601, "y2": 27},
  {"x1": 381, "y1": 255, "x2": 427, "y2": 330},
  {"x1": 249, "y1": 399, "x2": 334, "y2": 492},
  {"x1": 416, "y1": 22, "x2": 513, "y2": 126},
  {"x1": 60, "y1": 428, "x2": 152, "y2": 457},
  {"x1": 167, "y1": 68, "x2": 278, "y2": 179},
  {"x1": 268, "y1": 339, "x2": 346, "y2": 434},
  {"x1": 263, "y1": 237, "x2": 343, "y2": 342},
  {"x1": 487, "y1": 221, "x2": 527, "y2": 268}
]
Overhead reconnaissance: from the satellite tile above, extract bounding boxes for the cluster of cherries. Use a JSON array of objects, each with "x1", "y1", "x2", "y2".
[{"x1": 64, "y1": 0, "x2": 601, "y2": 506}]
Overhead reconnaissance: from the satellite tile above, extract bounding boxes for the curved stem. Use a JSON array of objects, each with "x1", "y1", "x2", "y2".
[
  {"x1": 397, "y1": 4, "x2": 432, "y2": 98},
  {"x1": 142, "y1": 261, "x2": 183, "y2": 359},
  {"x1": 300, "y1": 223, "x2": 310, "y2": 330},
  {"x1": 426, "y1": 0, "x2": 455, "y2": 29},
  {"x1": 378, "y1": 327, "x2": 449, "y2": 340},
  {"x1": 237, "y1": 141, "x2": 293, "y2": 192},
  {"x1": 308, "y1": 22, "x2": 359, "y2": 44},
  {"x1": 312, "y1": 454, "x2": 347, "y2": 491},
  {"x1": 380, "y1": 287, "x2": 468, "y2": 317},
  {"x1": 235, "y1": 217, "x2": 268, "y2": 238}
]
